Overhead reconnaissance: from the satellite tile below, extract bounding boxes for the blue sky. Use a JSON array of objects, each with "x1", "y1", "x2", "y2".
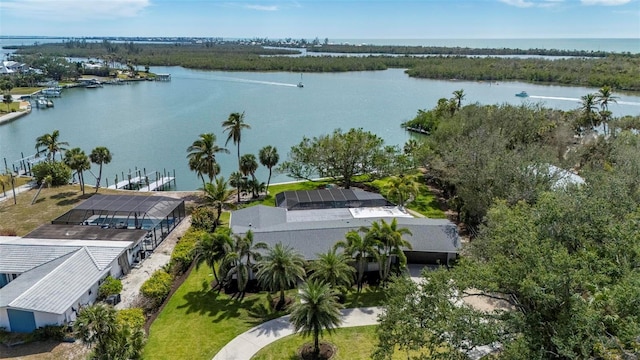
[{"x1": 0, "y1": 0, "x2": 638, "y2": 39}]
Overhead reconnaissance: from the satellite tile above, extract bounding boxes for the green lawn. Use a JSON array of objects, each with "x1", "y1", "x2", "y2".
[
  {"x1": 367, "y1": 175, "x2": 446, "y2": 218},
  {"x1": 10, "y1": 87, "x2": 44, "y2": 95},
  {"x1": 142, "y1": 265, "x2": 387, "y2": 359},
  {"x1": 251, "y1": 325, "x2": 435, "y2": 360},
  {"x1": 241, "y1": 180, "x2": 331, "y2": 208},
  {"x1": 143, "y1": 265, "x2": 290, "y2": 360}
]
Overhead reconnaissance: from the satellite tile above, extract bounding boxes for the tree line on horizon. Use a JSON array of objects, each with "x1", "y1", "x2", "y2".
[{"x1": 9, "y1": 42, "x2": 640, "y2": 91}]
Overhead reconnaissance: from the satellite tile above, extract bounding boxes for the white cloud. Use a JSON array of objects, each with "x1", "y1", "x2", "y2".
[
  {"x1": 244, "y1": 4, "x2": 279, "y2": 11},
  {"x1": 0, "y1": 0, "x2": 150, "y2": 20},
  {"x1": 581, "y1": 0, "x2": 632, "y2": 4},
  {"x1": 499, "y1": 0, "x2": 535, "y2": 7}
]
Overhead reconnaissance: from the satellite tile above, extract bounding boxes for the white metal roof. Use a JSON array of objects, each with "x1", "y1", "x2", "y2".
[{"x1": 0, "y1": 248, "x2": 112, "y2": 314}]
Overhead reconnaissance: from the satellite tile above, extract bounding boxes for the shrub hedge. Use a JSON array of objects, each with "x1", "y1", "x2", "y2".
[
  {"x1": 98, "y1": 275, "x2": 123, "y2": 300},
  {"x1": 140, "y1": 269, "x2": 173, "y2": 309},
  {"x1": 170, "y1": 228, "x2": 206, "y2": 275},
  {"x1": 31, "y1": 161, "x2": 71, "y2": 186}
]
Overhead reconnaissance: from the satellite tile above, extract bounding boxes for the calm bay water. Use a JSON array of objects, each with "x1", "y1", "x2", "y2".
[
  {"x1": 1, "y1": 67, "x2": 640, "y2": 190},
  {"x1": 2, "y1": 37, "x2": 640, "y2": 190}
]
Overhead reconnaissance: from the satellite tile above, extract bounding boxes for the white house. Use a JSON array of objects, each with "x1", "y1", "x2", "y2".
[{"x1": 0, "y1": 237, "x2": 129, "y2": 333}]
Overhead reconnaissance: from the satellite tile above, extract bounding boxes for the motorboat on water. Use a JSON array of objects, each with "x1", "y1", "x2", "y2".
[
  {"x1": 515, "y1": 91, "x2": 529, "y2": 97},
  {"x1": 42, "y1": 87, "x2": 62, "y2": 97},
  {"x1": 297, "y1": 74, "x2": 304, "y2": 88}
]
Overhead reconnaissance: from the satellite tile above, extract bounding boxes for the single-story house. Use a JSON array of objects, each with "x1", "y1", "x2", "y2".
[
  {"x1": 230, "y1": 204, "x2": 461, "y2": 265},
  {"x1": 0, "y1": 236, "x2": 129, "y2": 333}
]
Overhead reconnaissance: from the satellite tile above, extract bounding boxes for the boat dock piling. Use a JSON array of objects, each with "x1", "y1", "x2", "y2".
[{"x1": 106, "y1": 168, "x2": 176, "y2": 192}]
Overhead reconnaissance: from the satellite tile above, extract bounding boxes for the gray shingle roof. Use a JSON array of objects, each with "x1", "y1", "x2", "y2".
[
  {"x1": 230, "y1": 205, "x2": 460, "y2": 260},
  {"x1": 0, "y1": 248, "x2": 111, "y2": 314}
]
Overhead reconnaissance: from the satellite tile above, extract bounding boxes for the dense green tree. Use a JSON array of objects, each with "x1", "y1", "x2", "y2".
[
  {"x1": 451, "y1": 89, "x2": 465, "y2": 110},
  {"x1": 186, "y1": 133, "x2": 229, "y2": 186},
  {"x1": 2, "y1": 94, "x2": 12, "y2": 112},
  {"x1": 258, "y1": 145, "x2": 279, "y2": 194},
  {"x1": 256, "y1": 242, "x2": 306, "y2": 309},
  {"x1": 90, "y1": 146, "x2": 112, "y2": 193},
  {"x1": 35, "y1": 129, "x2": 69, "y2": 162},
  {"x1": 221, "y1": 230, "x2": 267, "y2": 300},
  {"x1": 385, "y1": 174, "x2": 420, "y2": 209},
  {"x1": 334, "y1": 228, "x2": 379, "y2": 292},
  {"x1": 279, "y1": 128, "x2": 386, "y2": 188},
  {"x1": 239, "y1": 154, "x2": 259, "y2": 197},
  {"x1": 74, "y1": 303, "x2": 145, "y2": 360},
  {"x1": 201, "y1": 176, "x2": 233, "y2": 226},
  {"x1": 64, "y1": 147, "x2": 90, "y2": 194},
  {"x1": 229, "y1": 171, "x2": 245, "y2": 203},
  {"x1": 222, "y1": 112, "x2": 251, "y2": 170},
  {"x1": 309, "y1": 248, "x2": 355, "y2": 292},
  {"x1": 366, "y1": 219, "x2": 412, "y2": 282},
  {"x1": 290, "y1": 280, "x2": 344, "y2": 357},
  {"x1": 193, "y1": 229, "x2": 233, "y2": 288}
]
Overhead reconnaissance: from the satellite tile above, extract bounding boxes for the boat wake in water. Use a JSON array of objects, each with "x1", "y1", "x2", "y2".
[
  {"x1": 528, "y1": 95, "x2": 640, "y2": 107},
  {"x1": 177, "y1": 74, "x2": 298, "y2": 87}
]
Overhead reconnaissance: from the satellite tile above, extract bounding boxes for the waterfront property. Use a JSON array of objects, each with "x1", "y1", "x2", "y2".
[
  {"x1": 231, "y1": 189, "x2": 461, "y2": 265},
  {"x1": 52, "y1": 194, "x2": 186, "y2": 251}
]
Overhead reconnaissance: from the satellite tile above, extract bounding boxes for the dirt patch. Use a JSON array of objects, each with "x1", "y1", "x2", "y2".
[
  {"x1": 0, "y1": 340, "x2": 90, "y2": 360},
  {"x1": 297, "y1": 341, "x2": 336, "y2": 360}
]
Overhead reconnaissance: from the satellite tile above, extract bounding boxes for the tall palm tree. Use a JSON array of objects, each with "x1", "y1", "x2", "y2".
[
  {"x1": 35, "y1": 129, "x2": 69, "y2": 161},
  {"x1": 452, "y1": 89, "x2": 465, "y2": 110},
  {"x1": 64, "y1": 147, "x2": 90, "y2": 195},
  {"x1": 258, "y1": 145, "x2": 279, "y2": 194},
  {"x1": 222, "y1": 112, "x2": 251, "y2": 170},
  {"x1": 221, "y1": 230, "x2": 267, "y2": 300},
  {"x1": 187, "y1": 133, "x2": 229, "y2": 186},
  {"x1": 385, "y1": 174, "x2": 420, "y2": 209},
  {"x1": 367, "y1": 219, "x2": 412, "y2": 282},
  {"x1": 201, "y1": 176, "x2": 233, "y2": 226},
  {"x1": 309, "y1": 248, "x2": 355, "y2": 292},
  {"x1": 240, "y1": 153, "x2": 259, "y2": 197},
  {"x1": 193, "y1": 229, "x2": 232, "y2": 288},
  {"x1": 256, "y1": 242, "x2": 306, "y2": 309},
  {"x1": 290, "y1": 280, "x2": 343, "y2": 357},
  {"x1": 90, "y1": 146, "x2": 112, "y2": 193},
  {"x1": 579, "y1": 93, "x2": 599, "y2": 132},
  {"x1": 334, "y1": 228, "x2": 379, "y2": 292},
  {"x1": 229, "y1": 171, "x2": 245, "y2": 204},
  {"x1": 596, "y1": 86, "x2": 618, "y2": 136}
]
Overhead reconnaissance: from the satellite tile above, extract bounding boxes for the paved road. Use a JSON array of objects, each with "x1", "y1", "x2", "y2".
[{"x1": 213, "y1": 307, "x2": 383, "y2": 360}]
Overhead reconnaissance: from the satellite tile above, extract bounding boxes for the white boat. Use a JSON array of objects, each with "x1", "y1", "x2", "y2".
[
  {"x1": 42, "y1": 87, "x2": 62, "y2": 97},
  {"x1": 297, "y1": 74, "x2": 304, "y2": 88}
]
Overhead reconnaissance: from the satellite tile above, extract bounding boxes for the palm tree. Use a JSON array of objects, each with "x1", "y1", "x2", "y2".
[
  {"x1": 334, "y1": 228, "x2": 379, "y2": 292},
  {"x1": 309, "y1": 248, "x2": 355, "y2": 292},
  {"x1": 201, "y1": 176, "x2": 233, "y2": 226},
  {"x1": 229, "y1": 171, "x2": 245, "y2": 204},
  {"x1": 193, "y1": 229, "x2": 232, "y2": 288},
  {"x1": 385, "y1": 174, "x2": 420, "y2": 209},
  {"x1": 74, "y1": 303, "x2": 144, "y2": 360},
  {"x1": 596, "y1": 86, "x2": 618, "y2": 136},
  {"x1": 74, "y1": 303, "x2": 119, "y2": 356},
  {"x1": 579, "y1": 93, "x2": 599, "y2": 132},
  {"x1": 187, "y1": 133, "x2": 229, "y2": 186},
  {"x1": 221, "y1": 230, "x2": 267, "y2": 300},
  {"x1": 367, "y1": 219, "x2": 412, "y2": 282},
  {"x1": 90, "y1": 146, "x2": 112, "y2": 193},
  {"x1": 452, "y1": 89, "x2": 465, "y2": 110},
  {"x1": 35, "y1": 129, "x2": 69, "y2": 161},
  {"x1": 64, "y1": 147, "x2": 91, "y2": 195},
  {"x1": 222, "y1": 112, "x2": 251, "y2": 170},
  {"x1": 258, "y1": 145, "x2": 279, "y2": 194},
  {"x1": 256, "y1": 242, "x2": 306, "y2": 309},
  {"x1": 240, "y1": 154, "x2": 259, "y2": 197},
  {"x1": 290, "y1": 280, "x2": 343, "y2": 357}
]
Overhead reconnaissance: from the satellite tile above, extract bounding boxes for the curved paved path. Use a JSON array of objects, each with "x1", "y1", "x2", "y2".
[{"x1": 213, "y1": 306, "x2": 383, "y2": 360}]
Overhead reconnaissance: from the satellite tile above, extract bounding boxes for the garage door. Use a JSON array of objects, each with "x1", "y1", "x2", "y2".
[{"x1": 7, "y1": 309, "x2": 36, "y2": 333}]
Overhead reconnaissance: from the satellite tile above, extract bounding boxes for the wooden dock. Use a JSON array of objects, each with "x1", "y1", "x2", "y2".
[{"x1": 138, "y1": 176, "x2": 175, "y2": 192}]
